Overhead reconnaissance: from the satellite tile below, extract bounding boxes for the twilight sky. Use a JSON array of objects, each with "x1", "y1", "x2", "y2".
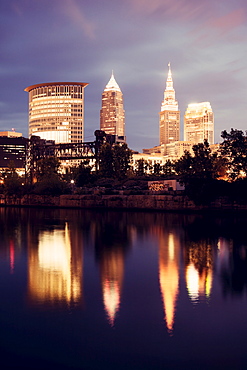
[{"x1": 0, "y1": 0, "x2": 246, "y2": 152}]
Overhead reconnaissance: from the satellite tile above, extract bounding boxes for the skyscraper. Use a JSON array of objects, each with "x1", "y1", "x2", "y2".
[
  {"x1": 100, "y1": 72, "x2": 125, "y2": 141},
  {"x1": 25, "y1": 82, "x2": 88, "y2": 143},
  {"x1": 159, "y1": 63, "x2": 180, "y2": 145},
  {"x1": 184, "y1": 102, "x2": 214, "y2": 145}
]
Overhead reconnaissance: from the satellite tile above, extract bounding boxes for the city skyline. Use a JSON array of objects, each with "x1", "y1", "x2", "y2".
[{"x1": 0, "y1": 0, "x2": 246, "y2": 152}]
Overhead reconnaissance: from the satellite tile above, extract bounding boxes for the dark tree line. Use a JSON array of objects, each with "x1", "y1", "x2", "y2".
[{"x1": 2, "y1": 128, "x2": 247, "y2": 200}]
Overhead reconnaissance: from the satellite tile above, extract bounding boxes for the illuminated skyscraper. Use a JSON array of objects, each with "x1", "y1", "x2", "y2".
[
  {"x1": 159, "y1": 63, "x2": 180, "y2": 145},
  {"x1": 184, "y1": 102, "x2": 214, "y2": 144},
  {"x1": 100, "y1": 72, "x2": 125, "y2": 140},
  {"x1": 25, "y1": 82, "x2": 88, "y2": 143}
]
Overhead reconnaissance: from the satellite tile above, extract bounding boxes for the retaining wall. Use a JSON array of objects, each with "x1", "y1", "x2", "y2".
[{"x1": 0, "y1": 194, "x2": 246, "y2": 211}]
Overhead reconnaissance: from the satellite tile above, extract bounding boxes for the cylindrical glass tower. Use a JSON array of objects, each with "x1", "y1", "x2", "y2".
[{"x1": 25, "y1": 82, "x2": 88, "y2": 143}]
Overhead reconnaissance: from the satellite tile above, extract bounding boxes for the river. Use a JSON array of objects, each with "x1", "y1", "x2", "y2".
[{"x1": 0, "y1": 208, "x2": 247, "y2": 369}]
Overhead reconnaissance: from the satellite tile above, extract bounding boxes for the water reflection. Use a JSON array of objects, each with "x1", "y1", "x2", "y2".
[
  {"x1": 159, "y1": 232, "x2": 180, "y2": 334},
  {"x1": 0, "y1": 209, "x2": 247, "y2": 320},
  {"x1": 25, "y1": 211, "x2": 84, "y2": 307},
  {"x1": 93, "y1": 212, "x2": 131, "y2": 325},
  {"x1": 218, "y1": 237, "x2": 247, "y2": 296},
  {"x1": 9, "y1": 239, "x2": 15, "y2": 274},
  {"x1": 1, "y1": 209, "x2": 247, "y2": 368},
  {"x1": 185, "y1": 240, "x2": 213, "y2": 303}
]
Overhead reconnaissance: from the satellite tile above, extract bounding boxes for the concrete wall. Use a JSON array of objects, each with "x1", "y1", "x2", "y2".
[{"x1": 0, "y1": 194, "x2": 246, "y2": 211}]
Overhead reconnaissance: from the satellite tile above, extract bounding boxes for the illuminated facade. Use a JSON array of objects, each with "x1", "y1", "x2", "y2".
[
  {"x1": 0, "y1": 136, "x2": 27, "y2": 176},
  {"x1": 100, "y1": 72, "x2": 125, "y2": 141},
  {"x1": 184, "y1": 102, "x2": 214, "y2": 145},
  {"x1": 25, "y1": 82, "x2": 88, "y2": 143},
  {"x1": 159, "y1": 63, "x2": 180, "y2": 145},
  {"x1": 162, "y1": 140, "x2": 194, "y2": 160}
]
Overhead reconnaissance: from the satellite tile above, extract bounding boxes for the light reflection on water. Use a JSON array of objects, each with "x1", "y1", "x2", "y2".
[
  {"x1": 0, "y1": 208, "x2": 247, "y2": 369},
  {"x1": 28, "y1": 222, "x2": 82, "y2": 306}
]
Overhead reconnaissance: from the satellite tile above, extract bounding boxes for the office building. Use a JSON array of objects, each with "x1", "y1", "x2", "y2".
[
  {"x1": 162, "y1": 141, "x2": 194, "y2": 160},
  {"x1": 184, "y1": 102, "x2": 214, "y2": 145},
  {"x1": 25, "y1": 82, "x2": 88, "y2": 144},
  {"x1": 100, "y1": 72, "x2": 125, "y2": 141},
  {"x1": 159, "y1": 63, "x2": 180, "y2": 145},
  {"x1": 0, "y1": 136, "x2": 27, "y2": 176},
  {"x1": 0, "y1": 131, "x2": 22, "y2": 138}
]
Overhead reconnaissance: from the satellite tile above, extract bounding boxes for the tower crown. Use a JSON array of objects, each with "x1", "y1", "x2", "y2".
[
  {"x1": 161, "y1": 63, "x2": 178, "y2": 112},
  {"x1": 104, "y1": 71, "x2": 121, "y2": 92}
]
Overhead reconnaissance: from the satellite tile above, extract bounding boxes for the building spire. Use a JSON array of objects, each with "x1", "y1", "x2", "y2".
[
  {"x1": 161, "y1": 63, "x2": 178, "y2": 112},
  {"x1": 105, "y1": 71, "x2": 121, "y2": 92},
  {"x1": 166, "y1": 62, "x2": 173, "y2": 91}
]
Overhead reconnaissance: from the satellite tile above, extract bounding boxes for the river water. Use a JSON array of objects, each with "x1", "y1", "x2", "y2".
[{"x1": 0, "y1": 207, "x2": 247, "y2": 369}]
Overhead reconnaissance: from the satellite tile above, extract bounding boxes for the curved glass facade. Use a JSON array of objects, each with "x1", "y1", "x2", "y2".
[{"x1": 25, "y1": 82, "x2": 88, "y2": 143}]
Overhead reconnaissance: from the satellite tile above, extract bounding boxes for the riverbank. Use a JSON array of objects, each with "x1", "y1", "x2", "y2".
[{"x1": 0, "y1": 193, "x2": 247, "y2": 211}]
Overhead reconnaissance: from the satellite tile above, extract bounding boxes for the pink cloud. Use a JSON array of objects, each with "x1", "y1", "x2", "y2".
[
  {"x1": 127, "y1": 0, "x2": 210, "y2": 21},
  {"x1": 60, "y1": 0, "x2": 96, "y2": 40},
  {"x1": 210, "y1": 8, "x2": 246, "y2": 32}
]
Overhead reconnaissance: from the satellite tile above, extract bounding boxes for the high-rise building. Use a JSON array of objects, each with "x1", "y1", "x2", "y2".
[
  {"x1": 184, "y1": 102, "x2": 214, "y2": 145},
  {"x1": 0, "y1": 136, "x2": 27, "y2": 174},
  {"x1": 159, "y1": 63, "x2": 180, "y2": 145},
  {"x1": 100, "y1": 72, "x2": 125, "y2": 141},
  {"x1": 25, "y1": 82, "x2": 88, "y2": 144}
]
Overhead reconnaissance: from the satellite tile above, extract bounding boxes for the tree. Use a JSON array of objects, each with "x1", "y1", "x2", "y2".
[
  {"x1": 3, "y1": 161, "x2": 23, "y2": 196},
  {"x1": 220, "y1": 129, "x2": 247, "y2": 181},
  {"x1": 112, "y1": 143, "x2": 132, "y2": 179},
  {"x1": 175, "y1": 140, "x2": 221, "y2": 184},
  {"x1": 174, "y1": 150, "x2": 194, "y2": 185},
  {"x1": 36, "y1": 156, "x2": 61, "y2": 181},
  {"x1": 162, "y1": 160, "x2": 175, "y2": 177},
  {"x1": 98, "y1": 142, "x2": 132, "y2": 179},
  {"x1": 34, "y1": 156, "x2": 67, "y2": 195},
  {"x1": 73, "y1": 160, "x2": 95, "y2": 187},
  {"x1": 153, "y1": 162, "x2": 162, "y2": 176},
  {"x1": 174, "y1": 140, "x2": 223, "y2": 205},
  {"x1": 98, "y1": 143, "x2": 114, "y2": 178},
  {"x1": 134, "y1": 158, "x2": 150, "y2": 176}
]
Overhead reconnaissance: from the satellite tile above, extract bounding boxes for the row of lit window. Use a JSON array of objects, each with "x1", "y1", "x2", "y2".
[
  {"x1": 30, "y1": 97, "x2": 83, "y2": 105},
  {"x1": 30, "y1": 86, "x2": 83, "y2": 97},
  {"x1": 30, "y1": 104, "x2": 83, "y2": 110},
  {"x1": 29, "y1": 120, "x2": 83, "y2": 126},
  {"x1": 30, "y1": 107, "x2": 83, "y2": 113},
  {"x1": 30, "y1": 113, "x2": 83, "y2": 119}
]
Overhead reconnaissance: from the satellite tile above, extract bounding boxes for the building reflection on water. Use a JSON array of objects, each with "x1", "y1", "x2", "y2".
[
  {"x1": 9, "y1": 239, "x2": 15, "y2": 274},
  {"x1": 28, "y1": 222, "x2": 83, "y2": 306},
  {"x1": 2, "y1": 209, "x2": 247, "y2": 334},
  {"x1": 93, "y1": 213, "x2": 131, "y2": 326},
  {"x1": 159, "y1": 232, "x2": 180, "y2": 334},
  {"x1": 100, "y1": 249, "x2": 124, "y2": 325},
  {"x1": 185, "y1": 240, "x2": 213, "y2": 303}
]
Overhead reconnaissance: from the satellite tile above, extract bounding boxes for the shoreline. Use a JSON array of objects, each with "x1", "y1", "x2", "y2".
[{"x1": 0, "y1": 193, "x2": 247, "y2": 212}]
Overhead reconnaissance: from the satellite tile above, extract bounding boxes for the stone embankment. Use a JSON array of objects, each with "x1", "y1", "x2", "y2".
[{"x1": 0, "y1": 193, "x2": 246, "y2": 211}]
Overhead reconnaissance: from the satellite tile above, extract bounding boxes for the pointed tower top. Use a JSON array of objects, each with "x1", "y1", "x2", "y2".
[
  {"x1": 104, "y1": 71, "x2": 121, "y2": 92},
  {"x1": 160, "y1": 62, "x2": 178, "y2": 112},
  {"x1": 166, "y1": 62, "x2": 173, "y2": 89}
]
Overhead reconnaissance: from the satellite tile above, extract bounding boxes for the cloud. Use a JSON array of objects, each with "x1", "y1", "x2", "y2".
[
  {"x1": 127, "y1": 0, "x2": 210, "y2": 21},
  {"x1": 209, "y1": 8, "x2": 246, "y2": 32},
  {"x1": 59, "y1": 0, "x2": 96, "y2": 40}
]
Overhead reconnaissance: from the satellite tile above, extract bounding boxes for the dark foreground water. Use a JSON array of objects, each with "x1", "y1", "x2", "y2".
[{"x1": 0, "y1": 208, "x2": 247, "y2": 369}]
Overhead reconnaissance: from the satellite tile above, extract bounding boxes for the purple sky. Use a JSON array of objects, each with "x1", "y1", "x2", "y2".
[{"x1": 0, "y1": 0, "x2": 246, "y2": 152}]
